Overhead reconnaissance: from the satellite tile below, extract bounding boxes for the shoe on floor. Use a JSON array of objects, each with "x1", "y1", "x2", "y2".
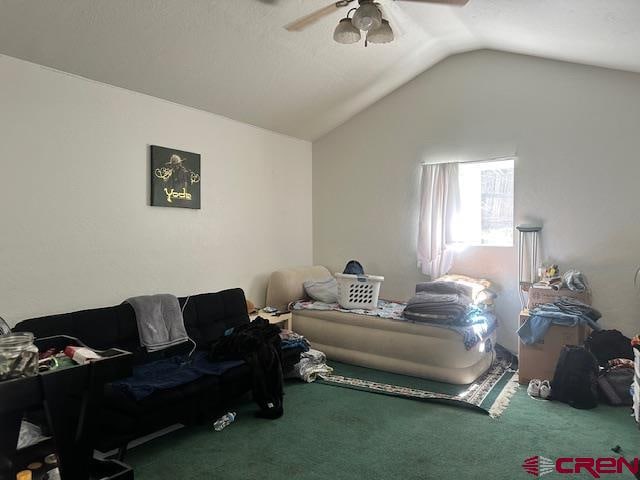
[
  {"x1": 527, "y1": 379, "x2": 541, "y2": 397},
  {"x1": 539, "y1": 380, "x2": 551, "y2": 399}
]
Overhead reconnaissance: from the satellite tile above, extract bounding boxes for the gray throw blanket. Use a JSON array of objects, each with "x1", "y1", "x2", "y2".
[{"x1": 126, "y1": 294, "x2": 188, "y2": 352}]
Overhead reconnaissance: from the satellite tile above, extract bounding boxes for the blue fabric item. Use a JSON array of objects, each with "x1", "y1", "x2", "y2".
[
  {"x1": 446, "y1": 309, "x2": 497, "y2": 350},
  {"x1": 281, "y1": 339, "x2": 310, "y2": 352},
  {"x1": 343, "y1": 260, "x2": 365, "y2": 275},
  {"x1": 401, "y1": 307, "x2": 497, "y2": 350},
  {"x1": 517, "y1": 297, "x2": 602, "y2": 345},
  {"x1": 111, "y1": 351, "x2": 244, "y2": 400}
]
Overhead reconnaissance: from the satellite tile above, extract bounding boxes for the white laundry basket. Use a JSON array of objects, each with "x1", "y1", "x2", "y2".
[{"x1": 335, "y1": 273, "x2": 384, "y2": 310}]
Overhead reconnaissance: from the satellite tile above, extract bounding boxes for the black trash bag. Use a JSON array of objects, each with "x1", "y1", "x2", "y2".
[
  {"x1": 343, "y1": 260, "x2": 364, "y2": 275},
  {"x1": 551, "y1": 345, "x2": 599, "y2": 409},
  {"x1": 584, "y1": 329, "x2": 634, "y2": 366}
]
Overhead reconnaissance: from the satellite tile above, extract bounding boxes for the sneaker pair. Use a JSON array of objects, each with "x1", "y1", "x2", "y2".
[{"x1": 527, "y1": 379, "x2": 551, "y2": 399}]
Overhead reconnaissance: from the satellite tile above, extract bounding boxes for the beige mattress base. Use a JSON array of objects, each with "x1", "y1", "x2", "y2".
[{"x1": 293, "y1": 310, "x2": 495, "y2": 385}]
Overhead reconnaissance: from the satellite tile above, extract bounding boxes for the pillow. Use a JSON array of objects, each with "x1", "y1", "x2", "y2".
[{"x1": 303, "y1": 277, "x2": 339, "y2": 304}]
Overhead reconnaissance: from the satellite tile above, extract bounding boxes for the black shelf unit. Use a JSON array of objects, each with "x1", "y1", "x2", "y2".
[{"x1": 0, "y1": 335, "x2": 134, "y2": 479}]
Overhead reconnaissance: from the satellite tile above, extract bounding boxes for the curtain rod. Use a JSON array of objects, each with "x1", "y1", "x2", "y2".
[{"x1": 421, "y1": 155, "x2": 516, "y2": 166}]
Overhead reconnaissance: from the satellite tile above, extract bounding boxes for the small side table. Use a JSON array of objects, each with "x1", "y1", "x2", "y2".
[{"x1": 250, "y1": 310, "x2": 292, "y2": 331}]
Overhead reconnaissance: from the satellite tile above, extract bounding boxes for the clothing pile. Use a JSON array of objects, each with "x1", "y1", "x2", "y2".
[
  {"x1": 287, "y1": 349, "x2": 333, "y2": 383},
  {"x1": 517, "y1": 297, "x2": 602, "y2": 345},
  {"x1": 403, "y1": 280, "x2": 497, "y2": 350},
  {"x1": 280, "y1": 330, "x2": 310, "y2": 352},
  {"x1": 404, "y1": 281, "x2": 473, "y2": 323}
]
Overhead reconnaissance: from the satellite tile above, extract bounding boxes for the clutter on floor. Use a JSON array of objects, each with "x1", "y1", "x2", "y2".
[
  {"x1": 213, "y1": 412, "x2": 236, "y2": 432},
  {"x1": 526, "y1": 379, "x2": 551, "y2": 400},
  {"x1": 288, "y1": 348, "x2": 333, "y2": 383},
  {"x1": 124, "y1": 372, "x2": 638, "y2": 480}
]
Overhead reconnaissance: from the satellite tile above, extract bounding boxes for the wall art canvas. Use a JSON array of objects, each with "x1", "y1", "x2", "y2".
[{"x1": 150, "y1": 145, "x2": 201, "y2": 209}]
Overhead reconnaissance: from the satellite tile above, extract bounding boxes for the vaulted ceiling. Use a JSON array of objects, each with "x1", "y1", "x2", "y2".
[{"x1": 1, "y1": 0, "x2": 639, "y2": 140}]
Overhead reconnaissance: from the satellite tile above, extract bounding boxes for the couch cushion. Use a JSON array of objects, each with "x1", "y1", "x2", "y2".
[
  {"x1": 181, "y1": 288, "x2": 249, "y2": 347},
  {"x1": 104, "y1": 371, "x2": 221, "y2": 416}
]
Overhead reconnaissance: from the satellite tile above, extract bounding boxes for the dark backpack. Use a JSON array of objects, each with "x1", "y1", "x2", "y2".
[
  {"x1": 551, "y1": 345, "x2": 599, "y2": 409},
  {"x1": 584, "y1": 329, "x2": 633, "y2": 366}
]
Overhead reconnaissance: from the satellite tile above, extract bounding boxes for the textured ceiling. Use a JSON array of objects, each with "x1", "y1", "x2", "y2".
[{"x1": 1, "y1": 0, "x2": 639, "y2": 140}]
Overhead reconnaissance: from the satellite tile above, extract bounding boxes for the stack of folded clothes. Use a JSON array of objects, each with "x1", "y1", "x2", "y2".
[
  {"x1": 403, "y1": 281, "x2": 473, "y2": 324},
  {"x1": 403, "y1": 280, "x2": 498, "y2": 350}
]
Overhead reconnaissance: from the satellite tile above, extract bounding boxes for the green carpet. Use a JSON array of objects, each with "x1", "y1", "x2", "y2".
[{"x1": 127, "y1": 368, "x2": 639, "y2": 480}]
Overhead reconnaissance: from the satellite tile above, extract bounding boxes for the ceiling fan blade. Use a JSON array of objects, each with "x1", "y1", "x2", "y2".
[
  {"x1": 284, "y1": 2, "x2": 345, "y2": 32},
  {"x1": 396, "y1": 0, "x2": 469, "y2": 5}
]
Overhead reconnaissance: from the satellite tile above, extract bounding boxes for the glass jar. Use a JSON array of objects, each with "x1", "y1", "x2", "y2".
[{"x1": 0, "y1": 332, "x2": 39, "y2": 381}]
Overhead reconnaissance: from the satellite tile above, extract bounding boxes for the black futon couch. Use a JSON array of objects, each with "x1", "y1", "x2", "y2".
[{"x1": 13, "y1": 288, "x2": 302, "y2": 455}]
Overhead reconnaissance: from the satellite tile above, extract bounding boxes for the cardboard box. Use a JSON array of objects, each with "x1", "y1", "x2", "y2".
[
  {"x1": 518, "y1": 310, "x2": 590, "y2": 385},
  {"x1": 528, "y1": 286, "x2": 591, "y2": 309}
]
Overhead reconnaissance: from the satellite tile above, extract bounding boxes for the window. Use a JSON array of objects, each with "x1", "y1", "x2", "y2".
[{"x1": 454, "y1": 158, "x2": 514, "y2": 246}]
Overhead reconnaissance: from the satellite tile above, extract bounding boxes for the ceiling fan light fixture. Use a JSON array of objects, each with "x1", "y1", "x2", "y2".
[
  {"x1": 352, "y1": 1, "x2": 382, "y2": 32},
  {"x1": 367, "y1": 18, "x2": 394, "y2": 44},
  {"x1": 333, "y1": 17, "x2": 361, "y2": 44}
]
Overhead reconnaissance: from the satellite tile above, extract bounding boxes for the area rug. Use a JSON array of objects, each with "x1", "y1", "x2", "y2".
[{"x1": 318, "y1": 345, "x2": 519, "y2": 418}]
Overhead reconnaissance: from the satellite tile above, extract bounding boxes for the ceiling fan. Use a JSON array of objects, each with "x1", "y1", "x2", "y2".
[{"x1": 284, "y1": 0, "x2": 469, "y2": 46}]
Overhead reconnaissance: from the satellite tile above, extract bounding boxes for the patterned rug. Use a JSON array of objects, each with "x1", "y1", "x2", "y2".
[{"x1": 318, "y1": 346, "x2": 519, "y2": 418}]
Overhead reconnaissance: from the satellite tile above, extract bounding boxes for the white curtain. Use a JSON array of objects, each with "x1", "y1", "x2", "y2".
[{"x1": 417, "y1": 162, "x2": 460, "y2": 278}]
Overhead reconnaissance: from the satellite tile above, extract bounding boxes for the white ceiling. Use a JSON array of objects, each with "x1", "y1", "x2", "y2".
[{"x1": 1, "y1": 0, "x2": 639, "y2": 140}]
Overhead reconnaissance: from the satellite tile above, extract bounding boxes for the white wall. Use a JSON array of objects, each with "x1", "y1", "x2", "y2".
[
  {"x1": 313, "y1": 50, "x2": 640, "y2": 352},
  {"x1": 0, "y1": 54, "x2": 312, "y2": 326}
]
